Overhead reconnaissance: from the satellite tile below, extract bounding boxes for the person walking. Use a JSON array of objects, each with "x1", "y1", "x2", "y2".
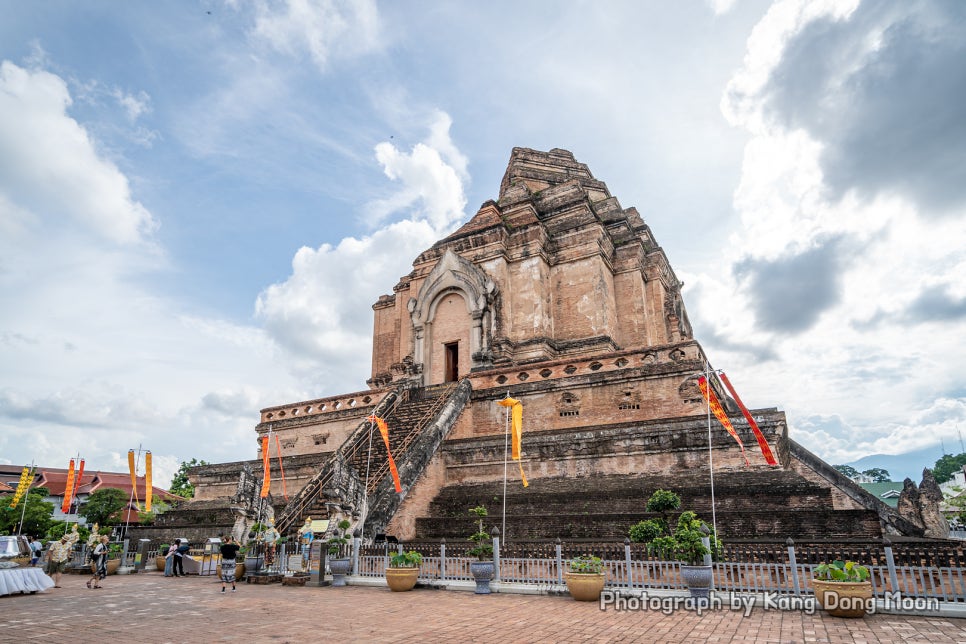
[
  {"x1": 28, "y1": 536, "x2": 43, "y2": 566},
  {"x1": 45, "y1": 534, "x2": 72, "y2": 588},
  {"x1": 172, "y1": 539, "x2": 186, "y2": 577},
  {"x1": 219, "y1": 536, "x2": 241, "y2": 593},
  {"x1": 87, "y1": 535, "x2": 109, "y2": 589}
]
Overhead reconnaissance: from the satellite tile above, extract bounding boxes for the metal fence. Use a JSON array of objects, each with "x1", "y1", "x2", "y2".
[{"x1": 350, "y1": 537, "x2": 966, "y2": 603}]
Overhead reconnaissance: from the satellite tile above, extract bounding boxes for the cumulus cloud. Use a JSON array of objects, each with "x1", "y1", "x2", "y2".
[
  {"x1": 250, "y1": 0, "x2": 381, "y2": 71},
  {"x1": 0, "y1": 60, "x2": 306, "y2": 480},
  {"x1": 733, "y1": 237, "x2": 845, "y2": 333},
  {"x1": 256, "y1": 113, "x2": 468, "y2": 388},
  {"x1": 0, "y1": 61, "x2": 157, "y2": 245},
  {"x1": 726, "y1": 0, "x2": 966, "y2": 215},
  {"x1": 703, "y1": 0, "x2": 966, "y2": 468}
]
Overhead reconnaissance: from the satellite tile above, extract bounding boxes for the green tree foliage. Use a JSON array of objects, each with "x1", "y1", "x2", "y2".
[
  {"x1": 44, "y1": 521, "x2": 90, "y2": 543},
  {"x1": 629, "y1": 518, "x2": 665, "y2": 544},
  {"x1": 169, "y1": 458, "x2": 209, "y2": 498},
  {"x1": 645, "y1": 489, "x2": 681, "y2": 513},
  {"x1": 0, "y1": 487, "x2": 54, "y2": 536},
  {"x1": 79, "y1": 488, "x2": 128, "y2": 526},
  {"x1": 861, "y1": 468, "x2": 891, "y2": 482},
  {"x1": 932, "y1": 453, "x2": 966, "y2": 485},
  {"x1": 833, "y1": 464, "x2": 860, "y2": 478}
]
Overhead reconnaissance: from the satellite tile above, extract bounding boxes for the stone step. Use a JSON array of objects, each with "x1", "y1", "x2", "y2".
[{"x1": 413, "y1": 508, "x2": 883, "y2": 541}]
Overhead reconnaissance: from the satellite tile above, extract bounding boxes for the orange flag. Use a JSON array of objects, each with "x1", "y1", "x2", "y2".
[
  {"x1": 367, "y1": 415, "x2": 402, "y2": 493},
  {"x1": 497, "y1": 397, "x2": 528, "y2": 487},
  {"x1": 61, "y1": 459, "x2": 76, "y2": 514},
  {"x1": 128, "y1": 450, "x2": 140, "y2": 508},
  {"x1": 698, "y1": 376, "x2": 749, "y2": 466},
  {"x1": 260, "y1": 435, "x2": 271, "y2": 498},
  {"x1": 145, "y1": 452, "x2": 152, "y2": 511},
  {"x1": 718, "y1": 373, "x2": 778, "y2": 466}
]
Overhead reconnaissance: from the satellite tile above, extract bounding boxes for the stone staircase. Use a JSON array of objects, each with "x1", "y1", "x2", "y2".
[
  {"x1": 414, "y1": 470, "x2": 885, "y2": 542},
  {"x1": 275, "y1": 379, "x2": 471, "y2": 539}
]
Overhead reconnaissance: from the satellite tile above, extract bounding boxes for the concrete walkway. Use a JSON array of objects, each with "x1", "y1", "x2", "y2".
[{"x1": 2, "y1": 571, "x2": 966, "y2": 643}]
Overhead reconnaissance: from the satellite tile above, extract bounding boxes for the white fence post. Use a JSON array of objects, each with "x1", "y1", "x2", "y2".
[{"x1": 786, "y1": 538, "x2": 800, "y2": 596}]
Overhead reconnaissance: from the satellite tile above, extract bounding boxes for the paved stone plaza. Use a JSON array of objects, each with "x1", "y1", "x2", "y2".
[{"x1": 3, "y1": 572, "x2": 966, "y2": 643}]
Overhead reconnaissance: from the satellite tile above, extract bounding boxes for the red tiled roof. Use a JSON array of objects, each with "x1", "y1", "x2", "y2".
[
  {"x1": 12, "y1": 466, "x2": 182, "y2": 501},
  {"x1": 0, "y1": 481, "x2": 14, "y2": 493}
]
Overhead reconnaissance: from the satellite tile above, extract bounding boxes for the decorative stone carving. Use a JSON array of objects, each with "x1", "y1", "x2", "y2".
[
  {"x1": 919, "y1": 469, "x2": 950, "y2": 539},
  {"x1": 896, "y1": 478, "x2": 924, "y2": 529}
]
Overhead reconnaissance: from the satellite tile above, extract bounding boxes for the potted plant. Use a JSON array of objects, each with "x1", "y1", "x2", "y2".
[
  {"x1": 155, "y1": 543, "x2": 169, "y2": 573},
  {"x1": 467, "y1": 505, "x2": 495, "y2": 594},
  {"x1": 327, "y1": 519, "x2": 353, "y2": 587},
  {"x1": 564, "y1": 554, "x2": 606, "y2": 601},
  {"x1": 812, "y1": 560, "x2": 873, "y2": 618},
  {"x1": 385, "y1": 549, "x2": 423, "y2": 592},
  {"x1": 651, "y1": 511, "x2": 713, "y2": 599}
]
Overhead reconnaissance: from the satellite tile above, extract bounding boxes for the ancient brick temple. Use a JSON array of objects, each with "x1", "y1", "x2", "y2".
[{"x1": 186, "y1": 147, "x2": 921, "y2": 544}]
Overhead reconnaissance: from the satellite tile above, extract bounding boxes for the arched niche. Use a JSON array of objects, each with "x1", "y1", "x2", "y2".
[{"x1": 408, "y1": 249, "x2": 496, "y2": 384}]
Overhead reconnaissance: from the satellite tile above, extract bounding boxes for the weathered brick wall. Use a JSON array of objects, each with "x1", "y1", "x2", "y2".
[
  {"x1": 550, "y1": 251, "x2": 620, "y2": 344},
  {"x1": 448, "y1": 353, "x2": 709, "y2": 442},
  {"x1": 504, "y1": 255, "x2": 553, "y2": 345}
]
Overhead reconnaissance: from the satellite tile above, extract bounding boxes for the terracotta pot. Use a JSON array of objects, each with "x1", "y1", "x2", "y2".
[
  {"x1": 812, "y1": 580, "x2": 873, "y2": 618},
  {"x1": 564, "y1": 572, "x2": 605, "y2": 601},
  {"x1": 156, "y1": 556, "x2": 167, "y2": 572},
  {"x1": 385, "y1": 567, "x2": 419, "y2": 592}
]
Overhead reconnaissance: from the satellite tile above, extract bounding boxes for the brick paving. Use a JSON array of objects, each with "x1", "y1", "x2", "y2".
[{"x1": 3, "y1": 571, "x2": 966, "y2": 643}]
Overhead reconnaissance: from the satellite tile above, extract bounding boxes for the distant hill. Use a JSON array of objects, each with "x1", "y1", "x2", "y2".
[{"x1": 844, "y1": 444, "x2": 947, "y2": 483}]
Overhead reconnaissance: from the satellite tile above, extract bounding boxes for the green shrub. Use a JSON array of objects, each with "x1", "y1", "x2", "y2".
[
  {"x1": 389, "y1": 550, "x2": 423, "y2": 568},
  {"x1": 569, "y1": 554, "x2": 604, "y2": 574},
  {"x1": 629, "y1": 518, "x2": 666, "y2": 543}
]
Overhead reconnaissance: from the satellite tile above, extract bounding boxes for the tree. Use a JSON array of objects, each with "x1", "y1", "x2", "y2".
[
  {"x1": 79, "y1": 488, "x2": 128, "y2": 526},
  {"x1": 861, "y1": 468, "x2": 891, "y2": 482},
  {"x1": 932, "y1": 453, "x2": 966, "y2": 485},
  {"x1": 169, "y1": 458, "x2": 209, "y2": 498},
  {"x1": 0, "y1": 487, "x2": 54, "y2": 537},
  {"x1": 833, "y1": 464, "x2": 860, "y2": 479}
]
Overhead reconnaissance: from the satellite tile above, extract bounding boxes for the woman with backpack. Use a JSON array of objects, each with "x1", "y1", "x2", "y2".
[
  {"x1": 86, "y1": 535, "x2": 109, "y2": 589},
  {"x1": 172, "y1": 539, "x2": 187, "y2": 577}
]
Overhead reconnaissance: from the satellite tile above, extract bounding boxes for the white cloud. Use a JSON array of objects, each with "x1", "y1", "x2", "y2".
[
  {"x1": 0, "y1": 60, "x2": 308, "y2": 482},
  {"x1": 0, "y1": 61, "x2": 157, "y2": 245},
  {"x1": 250, "y1": 0, "x2": 381, "y2": 71},
  {"x1": 704, "y1": 0, "x2": 966, "y2": 468},
  {"x1": 256, "y1": 112, "x2": 468, "y2": 387}
]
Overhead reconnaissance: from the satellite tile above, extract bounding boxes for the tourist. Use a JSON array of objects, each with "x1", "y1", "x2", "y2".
[
  {"x1": 164, "y1": 541, "x2": 176, "y2": 576},
  {"x1": 45, "y1": 534, "x2": 72, "y2": 588},
  {"x1": 28, "y1": 536, "x2": 42, "y2": 566},
  {"x1": 172, "y1": 539, "x2": 186, "y2": 577},
  {"x1": 219, "y1": 535, "x2": 241, "y2": 593},
  {"x1": 87, "y1": 535, "x2": 109, "y2": 589}
]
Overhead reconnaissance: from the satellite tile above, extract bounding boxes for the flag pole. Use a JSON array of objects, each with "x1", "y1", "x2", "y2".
[
  {"x1": 361, "y1": 416, "x2": 376, "y2": 544},
  {"x1": 501, "y1": 392, "x2": 510, "y2": 543},
  {"x1": 124, "y1": 444, "x2": 143, "y2": 539},
  {"x1": 705, "y1": 362, "x2": 719, "y2": 548}
]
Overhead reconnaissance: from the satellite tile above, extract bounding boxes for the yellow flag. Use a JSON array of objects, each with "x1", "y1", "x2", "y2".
[
  {"x1": 497, "y1": 397, "x2": 528, "y2": 487},
  {"x1": 128, "y1": 450, "x2": 140, "y2": 509}
]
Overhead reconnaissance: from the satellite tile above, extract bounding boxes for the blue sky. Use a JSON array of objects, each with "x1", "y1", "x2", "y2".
[{"x1": 1, "y1": 0, "x2": 965, "y2": 487}]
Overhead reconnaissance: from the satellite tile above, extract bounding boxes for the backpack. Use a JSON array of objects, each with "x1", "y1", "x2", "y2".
[
  {"x1": 87, "y1": 547, "x2": 100, "y2": 564},
  {"x1": 177, "y1": 544, "x2": 190, "y2": 554}
]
